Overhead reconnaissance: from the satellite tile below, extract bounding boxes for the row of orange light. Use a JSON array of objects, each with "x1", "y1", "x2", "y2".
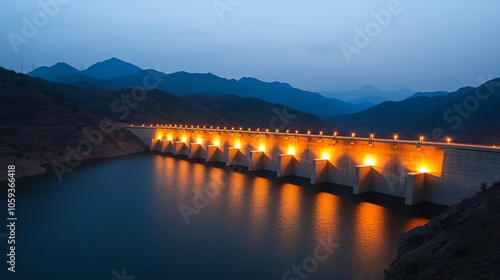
[{"x1": 145, "y1": 124, "x2": 454, "y2": 144}]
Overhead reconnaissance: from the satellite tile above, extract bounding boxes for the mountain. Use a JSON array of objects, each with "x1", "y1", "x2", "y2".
[
  {"x1": 321, "y1": 84, "x2": 415, "y2": 103},
  {"x1": 44, "y1": 86, "x2": 332, "y2": 133},
  {"x1": 407, "y1": 87, "x2": 474, "y2": 99},
  {"x1": 27, "y1": 57, "x2": 142, "y2": 82},
  {"x1": 82, "y1": 57, "x2": 142, "y2": 79},
  {"x1": 29, "y1": 59, "x2": 371, "y2": 118},
  {"x1": 327, "y1": 81, "x2": 500, "y2": 145},
  {"x1": 348, "y1": 95, "x2": 388, "y2": 105},
  {"x1": 28, "y1": 62, "x2": 80, "y2": 81},
  {"x1": 0, "y1": 67, "x2": 148, "y2": 180}
]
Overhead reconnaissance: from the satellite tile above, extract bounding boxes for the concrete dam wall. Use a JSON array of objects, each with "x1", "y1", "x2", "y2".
[{"x1": 127, "y1": 125, "x2": 500, "y2": 206}]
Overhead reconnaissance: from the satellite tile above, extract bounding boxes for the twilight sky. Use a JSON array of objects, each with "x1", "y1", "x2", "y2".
[{"x1": 1, "y1": 0, "x2": 499, "y2": 92}]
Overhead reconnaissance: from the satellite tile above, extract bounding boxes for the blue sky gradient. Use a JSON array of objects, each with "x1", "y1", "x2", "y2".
[{"x1": 1, "y1": 0, "x2": 499, "y2": 92}]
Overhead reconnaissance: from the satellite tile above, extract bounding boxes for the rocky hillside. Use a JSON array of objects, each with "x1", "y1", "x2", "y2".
[
  {"x1": 385, "y1": 181, "x2": 500, "y2": 279},
  {"x1": 0, "y1": 67, "x2": 148, "y2": 181}
]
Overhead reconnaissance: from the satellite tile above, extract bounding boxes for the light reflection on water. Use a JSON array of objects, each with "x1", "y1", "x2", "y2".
[{"x1": 2, "y1": 154, "x2": 446, "y2": 280}]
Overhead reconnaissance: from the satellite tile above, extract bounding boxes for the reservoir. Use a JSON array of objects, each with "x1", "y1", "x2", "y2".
[{"x1": 0, "y1": 154, "x2": 446, "y2": 279}]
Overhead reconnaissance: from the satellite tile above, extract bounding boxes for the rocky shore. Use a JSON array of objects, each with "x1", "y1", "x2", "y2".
[
  {"x1": 0, "y1": 127, "x2": 148, "y2": 182},
  {"x1": 385, "y1": 181, "x2": 500, "y2": 279}
]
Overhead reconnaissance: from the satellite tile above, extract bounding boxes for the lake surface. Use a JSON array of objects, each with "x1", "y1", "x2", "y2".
[{"x1": 0, "y1": 154, "x2": 446, "y2": 279}]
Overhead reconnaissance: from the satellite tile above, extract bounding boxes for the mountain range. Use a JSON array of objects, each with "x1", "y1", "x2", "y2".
[
  {"x1": 28, "y1": 58, "x2": 391, "y2": 118},
  {"x1": 320, "y1": 84, "x2": 415, "y2": 104},
  {"x1": 18, "y1": 57, "x2": 500, "y2": 145}
]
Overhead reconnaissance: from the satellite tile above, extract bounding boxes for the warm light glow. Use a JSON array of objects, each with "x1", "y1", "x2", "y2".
[
  {"x1": 258, "y1": 144, "x2": 266, "y2": 152},
  {"x1": 419, "y1": 166, "x2": 430, "y2": 173},
  {"x1": 447, "y1": 138, "x2": 451, "y2": 144},
  {"x1": 196, "y1": 136, "x2": 203, "y2": 145},
  {"x1": 352, "y1": 133, "x2": 356, "y2": 137},
  {"x1": 394, "y1": 135, "x2": 398, "y2": 140},
  {"x1": 287, "y1": 146, "x2": 295, "y2": 155},
  {"x1": 321, "y1": 152, "x2": 330, "y2": 160},
  {"x1": 214, "y1": 139, "x2": 220, "y2": 147},
  {"x1": 181, "y1": 136, "x2": 187, "y2": 143},
  {"x1": 156, "y1": 132, "x2": 163, "y2": 140},
  {"x1": 166, "y1": 134, "x2": 172, "y2": 141},
  {"x1": 364, "y1": 156, "x2": 375, "y2": 166},
  {"x1": 234, "y1": 139, "x2": 241, "y2": 149}
]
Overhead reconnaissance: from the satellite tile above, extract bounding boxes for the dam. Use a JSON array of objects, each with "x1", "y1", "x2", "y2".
[{"x1": 127, "y1": 124, "x2": 500, "y2": 206}]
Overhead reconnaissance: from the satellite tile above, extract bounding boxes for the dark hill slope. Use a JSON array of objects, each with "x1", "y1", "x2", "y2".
[
  {"x1": 328, "y1": 82, "x2": 500, "y2": 145},
  {"x1": 0, "y1": 68, "x2": 146, "y2": 180},
  {"x1": 385, "y1": 181, "x2": 500, "y2": 279},
  {"x1": 52, "y1": 84, "x2": 331, "y2": 133}
]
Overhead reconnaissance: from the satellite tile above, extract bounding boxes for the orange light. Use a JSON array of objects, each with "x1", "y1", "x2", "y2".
[
  {"x1": 364, "y1": 156, "x2": 375, "y2": 166},
  {"x1": 447, "y1": 138, "x2": 451, "y2": 144},
  {"x1": 352, "y1": 133, "x2": 356, "y2": 137},
  {"x1": 287, "y1": 146, "x2": 295, "y2": 155},
  {"x1": 167, "y1": 134, "x2": 173, "y2": 141},
  {"x1": 214, "y1": 139, "x2": 220, "y2": 147},
  {"x1": 196, "y1": 136, "x2": 203, "y2": 145},
  {"x1": 419, "y1": 166, "x2": 430, "y2": 173},
  {"x1": 258, "y1": 144, "x2": 266, "y2": 152},
  {"x1": 394, "y1": 135, "x2": 398, "y2": 140},
  {"x1": 234, "y1": 139, "x2": 241, "y2": 149},
  {"x1": 321, "y1": 152, "x2": 330, "y2": 160},
  {"x1": 181, "y1": 136, "x2": 187, "y2": 143}
]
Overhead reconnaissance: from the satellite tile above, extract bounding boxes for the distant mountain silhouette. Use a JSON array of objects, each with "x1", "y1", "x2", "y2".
[
  {"x1": 28, "y1": 58, "x2": 371, "y2": 117},
  {"x1": 328, "y1": 83, "x2": 500, "y2": 144},
  {"x1": 29, "y1": 62, "x2": 80, "y2": 82},
  {"x1": 321, "y1": 84, "x2": 414, "y2": 103},
  {"x1": 82, "y1": 57, "x2": 142, "y2": 79},
  {"x1": 28, "y1": 57, "x2": 142, "y2": 81},
  {"x1": 348, "y1": 95, "x2": 388, "y2": 105},
  {"x1": 407, "y1": 87, "x2": 474, "y2": 99}
]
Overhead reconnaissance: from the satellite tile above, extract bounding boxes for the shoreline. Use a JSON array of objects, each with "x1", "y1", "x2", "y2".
[{"x1": 0, "y1": 150, "x2": 151, "y2": 184}]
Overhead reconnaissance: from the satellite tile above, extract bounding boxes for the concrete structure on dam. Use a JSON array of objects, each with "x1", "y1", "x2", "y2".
[{"x1": 127, "y1": 124, "x2": 500, "y2": 206}]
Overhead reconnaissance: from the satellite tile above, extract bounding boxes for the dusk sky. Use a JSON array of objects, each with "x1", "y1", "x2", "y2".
[{"x1": 1, "y1": 0, "x2": 499, "y2": 92}]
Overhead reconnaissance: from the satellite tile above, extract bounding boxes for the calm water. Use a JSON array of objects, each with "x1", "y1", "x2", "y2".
[{"x1": 0, "y1": 154, "x2": 446, "y2": 280}]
